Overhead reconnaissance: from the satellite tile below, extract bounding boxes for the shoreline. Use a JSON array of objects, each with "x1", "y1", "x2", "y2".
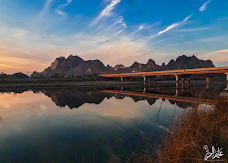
[{"x1": 0, "y1": 80, "x2": 226, "y2": 90}]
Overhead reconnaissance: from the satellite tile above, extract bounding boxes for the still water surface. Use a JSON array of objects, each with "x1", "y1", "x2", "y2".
[{"x1": 0, "y1": 85, "x2": 226, "y2": 162}]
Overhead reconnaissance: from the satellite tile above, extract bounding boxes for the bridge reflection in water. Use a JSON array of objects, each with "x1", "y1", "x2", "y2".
[{"x1": 103, "y1": 84, "x2": 227, "y2": 106}]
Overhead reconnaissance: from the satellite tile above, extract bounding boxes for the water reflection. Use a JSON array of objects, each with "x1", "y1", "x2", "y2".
[
  {"x1": 34, "y1": 83, "x2": 227, "y2": 109},
  {"x1": 0, "y1": 84, "x2": 226, "y2": 162}
]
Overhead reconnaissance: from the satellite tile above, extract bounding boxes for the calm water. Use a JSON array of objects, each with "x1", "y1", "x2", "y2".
[{"x1": 0, "y1": 84, "x2": 226, "y2": 163}]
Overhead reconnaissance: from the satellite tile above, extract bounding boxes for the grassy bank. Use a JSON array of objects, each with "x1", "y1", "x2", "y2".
[
  {"x1": 155, "y1": 100, "x2": 228, "y2": 162},
  {"x1": 122, "y1": 97, "x2": 228, "y2": 163}
]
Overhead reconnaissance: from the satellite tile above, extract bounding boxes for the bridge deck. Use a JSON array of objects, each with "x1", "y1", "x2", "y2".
[{"x1": 101, "y1": 66, "x2": 228, "y2": 78}]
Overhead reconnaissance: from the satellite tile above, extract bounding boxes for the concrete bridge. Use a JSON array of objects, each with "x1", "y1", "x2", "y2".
[{"x1": 101, "y1": 66, "x2": 228, "y2": 91}]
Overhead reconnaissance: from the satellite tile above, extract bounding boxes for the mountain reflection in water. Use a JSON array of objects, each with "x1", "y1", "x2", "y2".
[
  {"x1": 0, "y1": 84, "x2": 226, "y2": 162},
  {"x1": 34, "y1": 84, "x2": 226, "y2": 109}
]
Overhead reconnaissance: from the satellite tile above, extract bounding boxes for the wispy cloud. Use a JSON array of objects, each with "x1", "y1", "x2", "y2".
[
  {"x1": 67, "y1": 0, "x2": 73, "y2": 4},
  {"x1": 199, "y1": 36, "x2": 225, "y2": 42},
  {"x1": 139, "y1": 25, "x2": 144, "y2": 30},
  {"x1": 56, "y1": 0, "x2": 73, "y2": 16},
  {"x1": 95, "y1": 17, "x2": 127, "y2": 44},
  {"x1": 199, "y1": 0, "x2": 211, "y2": 12},
  {"x1": 177, "y1": 27, "x2": 211, "y2": 32},
  {"x1": 38, "y1": 0, "x2": 53, "y2": 18},
  {"x1": 129, "y1": 24, "x2": 144, "y2": 36},
  {"x1": 56, "y1": 9, "x2": 67, "y2": 16},
  {"x1": 149, "y1": 14, "x2": 193, "y2": 39},
  {"x1": 96, "y1": 25, "x2": 127, "y2": 44},
  {"x1": 90, "y1": 0, "x2": 121, "y2": 26}
]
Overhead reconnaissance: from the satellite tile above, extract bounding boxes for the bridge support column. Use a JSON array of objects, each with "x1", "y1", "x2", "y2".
[
  {"x1": 148, "y1": 78, "x2": 151, "y2": 84},
  {"x1": 181, "y1": 77, "x2": 185, "y2": 93},
  {"x1": 187, "y1": 77, "x2": 191, "y2": 92},
  {"x1": 182, "y1": 77, "x2": 185, "y2": 88},
  {"x1": 175, "y1": 75, "x2": 179, "y2": 96},
  {"x1": 176, "y1": 75, "x2": 179, "y2": 88},
  {"x1": 143, "y1": 87, "x2": 146, "y2": 93},
  {"x1": 120, "y1": 77, "x2": 123, "y2": 82},
  {"x1": 206, "y1": 77, "x2": 211, "y2": 84},
  {"x1": 143, "y1": 76, "x2": 146, "y2": 84},
  {"x1": 206, "y1": 77, "x2": 211, "y2": 89},
  {"x1": 145, "y1": 76, "x2": 156, "y2": 85},
  {"x1": 187, "y1": 77, "x2": 191, "y2": 89}
]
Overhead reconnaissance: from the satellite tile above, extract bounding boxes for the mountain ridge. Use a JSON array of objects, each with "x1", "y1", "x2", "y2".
[{"x1": 30, "y1": 55, "x2": 215, "y2": 78}]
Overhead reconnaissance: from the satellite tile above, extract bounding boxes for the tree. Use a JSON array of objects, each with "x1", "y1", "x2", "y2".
[{"x1": 12, "y1": 72, "x2": 29, "y2": 79}]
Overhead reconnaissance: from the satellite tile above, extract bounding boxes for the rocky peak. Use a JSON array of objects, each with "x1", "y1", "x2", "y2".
[
  {"x1": 203, "y1": 60, "x2": 215, "y2": 68},
  {"x1": 86, "y1": 59, "x2": 105, "y2": 70},
  {"x1": 130, "y1": 62, "x2": 141, "y2": 68},
  {"x1": 146, "y1": 59, "x2": 156, "y2": 65},
  {"x1": 176, "y1": 55, "x2": 188, "y2": 62},
  {"x1": 66, "y1": 55, "x2": 84, "y2": 68},
  {"x1": 51, "y1": 56, "x2": 66, "y2": 70},
  {"x1": 143, "y1": 59, "x2": 160, "y2": 70},
  {"x1": 114, "y1": 64, "x2": 125, "y2": 70},
  {"x1": 168, "y1": 59, "x2": 175, "y2": 64}
]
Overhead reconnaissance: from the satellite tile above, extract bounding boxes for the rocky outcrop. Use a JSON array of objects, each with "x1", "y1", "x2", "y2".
[
  {"x1": 114, "y1": 64, "x2": 125, "y2": 70},
  {"x1": 31, "y1": 55, "x2": 106, "y2": 77},
  {"x1": 31, "y1": 55, "x2": 215, "y2": 77},
  {"x1": 161, "y1": 55, "x2": 214, "y2": 70}
]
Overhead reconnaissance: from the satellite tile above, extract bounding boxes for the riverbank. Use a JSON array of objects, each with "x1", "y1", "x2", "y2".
[
  {"x1": 0, "y1": 78, "x2": 224, "y2": 90},
  {"x1": 128, "y1": 99, "x2": 228, "y2": 163},
  {"x1": 0, "y1": 80, "x2": 142, "y2": 89}
]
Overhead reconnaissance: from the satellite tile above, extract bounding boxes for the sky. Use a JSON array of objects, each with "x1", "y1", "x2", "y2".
[{"x1": 0, "y1": 0, "x2": 228, "y2": 74}]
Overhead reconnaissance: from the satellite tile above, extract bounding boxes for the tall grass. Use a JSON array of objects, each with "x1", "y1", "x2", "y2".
[
  {"x1": 156, "y1": 99, "x2": 228, "y2": 163},
  {"x1": 124, "y1": 84, "x2": 228, "y2": 163}
]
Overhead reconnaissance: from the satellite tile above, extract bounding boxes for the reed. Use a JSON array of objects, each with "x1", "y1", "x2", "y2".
[{"x1": 156, "y1": 99, "x2": 228, "y2": 163}]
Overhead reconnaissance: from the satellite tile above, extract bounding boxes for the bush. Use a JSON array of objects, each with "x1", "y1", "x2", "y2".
[{"x1": 12, "y1": 72, "x2": 29, "y2": 78}]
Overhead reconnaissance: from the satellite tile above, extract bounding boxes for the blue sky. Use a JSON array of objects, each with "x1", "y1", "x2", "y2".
[{"x1": 0, "y1": 0, "x2": 228, "y2": 73}]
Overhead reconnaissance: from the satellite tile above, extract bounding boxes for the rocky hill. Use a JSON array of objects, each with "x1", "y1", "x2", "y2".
[{"x1": 30, "y1": 55, "x2": 215, "y2": 78}]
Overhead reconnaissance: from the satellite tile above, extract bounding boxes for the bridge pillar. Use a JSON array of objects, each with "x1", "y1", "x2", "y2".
[
  {"x1": 148, "y1": 77, "x2": 151, "y2": 84},
  {"x1": 120, "y1": 77, "x2": 123, "y2": 82},
  {"x1": 175, "y1": 75, "x2": 179, "y2": 96},
  {"x1": 143, "y1": 76, "x2": 146, "y2": 84},
  {"x1": 176, "y1": 75, "x2": 179, "y2": 87},
  {"x1": 143, "y1": 87, "x2": 146, "y2": 93},
  {"x1": 187, "y1": 77, "x2": 191, "y2": 90},
  {"x1": 206, "y1": 76, "x2": 211, "y2": 84},
  {"x1": 182, "y1": 77, "x2": 185, "y2": 91},
  {"x1": 206, "y1": 77, "x2": 211, "y2": 89},
  {"x1": 175, "y1": 89, "x2": 179, "y2": 96},
  {"x1": 121, "y1": 87, "x2": 123, "y2": 91},
  {"x1": 153, "y1": 78, "x2": 156, "y2": 85}
]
